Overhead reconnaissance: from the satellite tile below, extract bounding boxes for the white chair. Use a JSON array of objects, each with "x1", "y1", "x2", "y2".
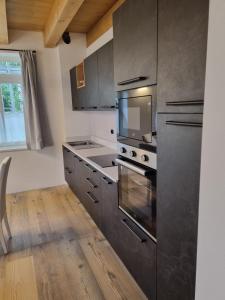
[{"x1": 0, "y1": 157, "x2": 12, "y2": 255}]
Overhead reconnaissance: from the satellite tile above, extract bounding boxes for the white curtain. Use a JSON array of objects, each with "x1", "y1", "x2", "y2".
[{"x1": 19, "y1": 50, "x2": 43, "y2": 150}]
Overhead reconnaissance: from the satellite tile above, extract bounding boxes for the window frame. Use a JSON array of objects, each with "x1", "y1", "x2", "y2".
[{"x1": 0, "y1": 50, "x2": 27, "y2": 151}]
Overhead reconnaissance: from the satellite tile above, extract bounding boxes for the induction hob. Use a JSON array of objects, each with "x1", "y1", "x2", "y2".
[{"x1": 87, "y1": 154, "x2": 118, "y2": 168}]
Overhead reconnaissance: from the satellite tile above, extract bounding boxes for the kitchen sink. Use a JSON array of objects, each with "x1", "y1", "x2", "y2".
[{"x1": 67, "y1": 140, "x2": 103, "y2": 150}]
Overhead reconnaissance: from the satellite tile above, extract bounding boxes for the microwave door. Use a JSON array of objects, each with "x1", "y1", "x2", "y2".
[{"x1": 119, "y1": 96, "x2": 152, "y2": 142}]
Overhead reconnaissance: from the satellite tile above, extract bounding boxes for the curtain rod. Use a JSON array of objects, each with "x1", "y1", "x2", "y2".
[{"x1": 0, "y1": 49, "x2": 36, "y2": 53}]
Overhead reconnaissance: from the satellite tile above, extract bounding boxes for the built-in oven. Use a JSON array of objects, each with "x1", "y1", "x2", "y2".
[
  {"x1": 116, "y1": 155, "x2": 157, "y2": 242},
  {"x1": 117, "y1": 86, "x2": 157, "y2": 152}
]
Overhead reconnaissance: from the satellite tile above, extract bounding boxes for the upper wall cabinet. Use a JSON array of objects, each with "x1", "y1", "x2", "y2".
[
  {"x1": 84, "y1": 52, "x2": 99, "y2": 109},
  {"x1": 157, "y1": 0, "x2": 209, "y2": 113},
  {"x1": 98, "y1": 40, "x2": 117, "y2": 109},
  {"x1": 70, "y1": 40, "x2": 116, "y2": 111},
  {"x1": 113, "y1": 0, "x2": 157, "y2": 91}
]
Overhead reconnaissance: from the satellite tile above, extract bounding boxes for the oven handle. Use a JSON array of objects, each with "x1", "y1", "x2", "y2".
[{"x1": 116, "y1": 158, "x2": 148, "y2": 176}]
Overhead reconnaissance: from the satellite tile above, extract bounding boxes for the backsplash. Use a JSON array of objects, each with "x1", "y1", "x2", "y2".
[{"x1": 88, "y1": 110, "x2": 117, "y2": 144}]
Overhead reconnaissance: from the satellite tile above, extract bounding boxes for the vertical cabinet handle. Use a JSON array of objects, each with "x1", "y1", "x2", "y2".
[{"x1": 121, "y1": 219, "x2": 146, "y2": 243}]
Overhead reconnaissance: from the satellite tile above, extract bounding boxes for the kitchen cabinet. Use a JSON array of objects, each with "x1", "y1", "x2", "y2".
[
  {"x1": 157, "y1": 113, "x2": 203, "y2": 300},
  {"x1": 70, "y1": 41, "x2": 116, "y2": 111},
  {"x1": 84, "y1": 52, "x2": 99, "y2": 109},
  {"x1": 80, "y1": 162, "x2": 102, "y2": 228},
  {"x1": 62, "y1": 146, "x2": 74, "y2": 189},
  {"x1": 70, "y1": 67, "x2": 86, "y2": 110},
  {"x1": 98, "y1": 40, "x2": 117, "y2": 109},
  {"x1": 100, "y1": 175, "x2": 118, "y2": 249},
  {"x1": 62, "y1": 146, "x2": 156, "y2": 299},
  {"x1": 157, "y1": 0, "x2": 209, "y2": 113},
  {"x1": 113, "y1": 0, "x2": 157, "y2": 91},
  {"x1": 114, "y1": 211, "x2": 156, "y2": 300}
]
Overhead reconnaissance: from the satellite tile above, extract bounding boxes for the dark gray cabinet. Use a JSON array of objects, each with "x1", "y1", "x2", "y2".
[
  {"x1": 157, "y1": 0, "x2": 209, "y2": 113},
  {"x1": 100, "y1": 176, "x2": 118, "y2": 248},
  {"x1": 114, "y1": 211, "x2": 156, "y2": 300},
  {"x1": 84, "y1": 52, "x2": 99, "y2": 109},
  {"x1": 62, "y1": 146, "x2": 156, "y2": 299},
  {"x1": 70, "y1": 40, "x2": 116, "y2": 111},
  {"x1": 157, "y1": 113, "x2": 203, "y2": 300},
  {"x1": 98, "y1": 40, "x2": 117, "y2": 109},
  {"x1": 113, "y1": 0, "x2": 157, "y2": 91}
]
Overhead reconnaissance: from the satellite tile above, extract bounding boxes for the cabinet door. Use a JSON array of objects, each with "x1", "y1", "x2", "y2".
[
  {"x1": 79, "y1": 162, "x2": 102, "y2": 228},
  {"x1": 157, "y1": 0, "x2": 209, "y2": 112},
  {"x1": 62, "y1": 147, "x2": 74, "y2": 188},
  {"x1": 113, "y1": 0, "x2": 157, "y2": 91},
  {"x1": 100, "y1": 176, "x2": 119, "y2": 248},
  {"x1": 70, "y1": 67, "x2": 79, "y2": 110},
  {"x1": 115, "y1": 211, "x2": 156, "y2": 300},
  {"x1": 157, "y1": 113, "x2": 203, "y2": 300},
  {"x1": 98, "y1": 40, "x2": 116, "y2": 109},
  {"x1": 84, "y1": 52, "x2": 99, "y2": 109}
]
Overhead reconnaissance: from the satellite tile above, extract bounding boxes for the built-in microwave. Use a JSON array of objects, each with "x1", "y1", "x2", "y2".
[{"x1": 117, "y1": 86, "x2": 157, "y2": 152}]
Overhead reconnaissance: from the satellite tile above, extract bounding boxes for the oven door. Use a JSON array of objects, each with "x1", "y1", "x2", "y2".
[
  {"x1": 116, "y1": 158, "x2": 156, "y2": 241},
  {"x1": 118, "y1": 96, "x2": 152, "y2": 143}
]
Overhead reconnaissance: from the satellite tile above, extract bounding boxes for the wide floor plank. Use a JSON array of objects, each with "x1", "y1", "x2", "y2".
[{"x1": 0, "y1": 185, "x2": 146, "y2": 300}]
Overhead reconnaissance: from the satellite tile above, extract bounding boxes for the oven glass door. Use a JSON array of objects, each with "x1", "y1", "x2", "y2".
[
  {"x1": 119, "y1": 96, "x2": 152, "y2": 143},
  {"x1": 118, "y1": 161, "x2": 156, "y2": 240}
]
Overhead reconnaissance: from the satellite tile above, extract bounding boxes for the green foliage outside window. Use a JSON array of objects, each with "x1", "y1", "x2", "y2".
[{"x1": 0, "y1": 83, "x2": 23, "y2": 112}]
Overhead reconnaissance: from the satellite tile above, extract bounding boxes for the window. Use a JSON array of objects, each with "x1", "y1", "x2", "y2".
[{"x1": 0, "y1": 52, "x2": 27, "y2": 150}]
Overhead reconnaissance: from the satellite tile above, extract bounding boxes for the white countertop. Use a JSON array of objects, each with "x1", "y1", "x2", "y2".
[{"x1": 63, "y1": 142, "x2": 118, "y2": 182}]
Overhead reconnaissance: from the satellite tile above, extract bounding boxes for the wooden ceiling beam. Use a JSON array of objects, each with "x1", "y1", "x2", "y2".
[
  {"x1": 0, "y1": 0, "x2": 9, "y2": 44},
  {"x1": 44, "y1": 0, "x2": 85, "y2": 48},
  {"x1": 86, "y1": 0, "x2": 125, "y2": 47}
]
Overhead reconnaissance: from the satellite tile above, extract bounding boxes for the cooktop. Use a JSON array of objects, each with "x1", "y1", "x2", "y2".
[{"x1": 87, "y1": 154, "x2": 118, "y2": 168}]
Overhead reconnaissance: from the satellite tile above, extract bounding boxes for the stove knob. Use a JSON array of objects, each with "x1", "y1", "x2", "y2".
[
  {"x1": 120, "y1": 147, "x2": 127, "y2": 154},
  {"x1": 141, "y1": 154, "x2": 149, "y2": 162},
  {"x1": 130, "y1": 150, "x2": 137, "y2": 157}
]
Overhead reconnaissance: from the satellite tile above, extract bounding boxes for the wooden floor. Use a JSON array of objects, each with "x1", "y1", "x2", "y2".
[{"x1": 0, "y1": 185, "x2": 146, "y2": 300}]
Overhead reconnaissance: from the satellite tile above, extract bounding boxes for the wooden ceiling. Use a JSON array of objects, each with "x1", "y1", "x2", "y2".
[
  {"x1": 0, "y1": 0, "x2": 123, "y2": 47},
  {"x1": 68, "y1": 0, "x2": 117, "y2": 33}
]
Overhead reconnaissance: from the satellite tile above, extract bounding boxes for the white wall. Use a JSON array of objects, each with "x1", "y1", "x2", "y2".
[
  {"x1": 195, "y1": 1, "x2": 225, "y2": 299},
  {"x1": 0, "y1": 30, "x2": 65, "y2": 193}
]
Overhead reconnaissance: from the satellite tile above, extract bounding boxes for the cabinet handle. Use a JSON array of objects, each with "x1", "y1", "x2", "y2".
[
  {"x1": 86, "y1": 192, "x2": 98, "y2": 204},
  {"x1": 86, "y1": 178, "x2": 98, "y2": 188},
  {"x1": 100, "y1": 105, "x2": 116, "y2": 109},
  {"x1": 102, "y1": 177, "x2": 112, "y2": 185},
  {"x1": 84, "y1": 163, "x2": 97, "y2": 173},
  {"x1": 166, "y1": 120, "x2": 202, "y2": 127},
  {"x1": 166, "y1": 100, "x2": 204, "y2": 106},
  {"x1": 121, "y1": 219, "x2": 146, "y2": 243},
  {"x1": 118, "y1": 76, "x2": 147, "y2": 86},
  {"x1": 74, "y1": 155, "x2": 82, "y2": 162},
  {"x1": 65, "y1": 167, "x2": 72, "y2": 174}
]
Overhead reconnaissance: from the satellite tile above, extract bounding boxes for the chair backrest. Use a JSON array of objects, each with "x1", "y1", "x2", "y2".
[{"x1": 0, "y1": 157, "x2": 11, "y2": 220}]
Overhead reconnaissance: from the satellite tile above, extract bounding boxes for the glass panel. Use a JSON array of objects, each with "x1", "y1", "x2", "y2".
[
  {"x1": 119, "y1": 96, "x2": 152, "y2": 141},
  {"x1": 0, "y1": 82, "x2": 26, "y2": 146},
  {"x1": 119, "y1": 165, "x2": 156, "y2": 238},
  {"x1": 0, "y1": 53, "x2": 21, "y2": 75}
]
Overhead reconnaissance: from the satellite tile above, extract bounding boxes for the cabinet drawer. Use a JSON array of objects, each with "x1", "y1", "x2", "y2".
[{"x1": 114, "y1": 210, "x2": 156, "y2": 300}]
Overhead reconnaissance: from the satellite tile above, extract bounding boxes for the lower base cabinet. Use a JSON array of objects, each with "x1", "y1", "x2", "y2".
[{"x1": 63, "y1": 146, "x2": 156, "y2": 299}]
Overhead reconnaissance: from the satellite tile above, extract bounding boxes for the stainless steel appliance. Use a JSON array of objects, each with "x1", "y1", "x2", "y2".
[
  {"x1": 116, "y1": 146, "x2": 157, "y2": 242},
  {"x1": 117, "y1": 86, "x2": 157, "y2": 152}
]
